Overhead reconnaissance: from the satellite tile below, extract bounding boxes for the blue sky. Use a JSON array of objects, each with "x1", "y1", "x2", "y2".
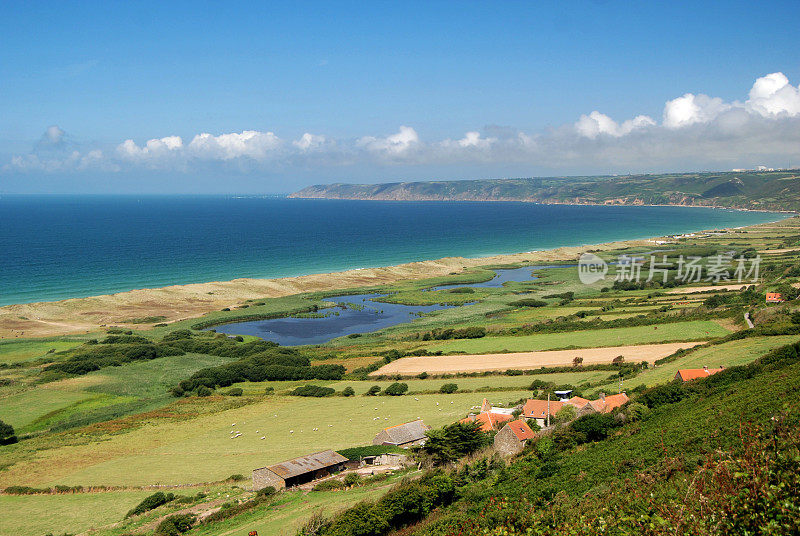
[{"x1": 2, "y1": 1, "x2": 800, "y2": 193}]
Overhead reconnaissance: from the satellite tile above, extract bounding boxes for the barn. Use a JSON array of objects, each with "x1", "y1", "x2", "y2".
[
  {"x1": 372, "y1": 419, "x2": 430, "y2": 448},
  {"x1": 252, "y1": 449, "x2": 348, "y2": 490}
]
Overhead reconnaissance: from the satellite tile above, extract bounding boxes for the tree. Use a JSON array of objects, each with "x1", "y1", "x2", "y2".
[
  {"x1": 572, "y1": 356, "x2": 584, "y2": 367},
  {"x1": 612, "y1": 355, "x2": 625, "y2": 365},
  {"x1": 554, "y1": 404, "x2": 577, "y2": 424},
  {"x1": 439, "y1": 383, "x2": 458, "y2": 394},
  {"x1": 342, "y1": 386, "x2": 355, "y2": 397},
  {"x1": 421, "y1": 421, "x2": 488, "y2": 465},
  {"x1": 0, "y1": 419, "x2": 17, "y2": 446},
  {"x1": 365, "y1": 385, "x2": 381, "y2": 396},
  {"x1": 384, "y1": 382, "x2": 409, "y2": 396}
]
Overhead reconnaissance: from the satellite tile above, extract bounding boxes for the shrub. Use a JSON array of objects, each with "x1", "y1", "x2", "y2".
[
  {"x1": 155, "y1": 513, "x2": 195, "y2": 535},
  {"x1": 196, "y1": 386, "x2": 213, "y2": 397},
  {"x1": 343, "y1": 473, "x2": 361, "y2": 487},
  {"x1": 0, "y1": 419, "x2": 18, "y2": 446},
  {"x1": 292, "y1": 385, "x2": 336, "y2": 397},
  {"x1": 127, "y1": 492, "x2": 175, "y2": 517},
  {"x1": 228, "y1": 474, "x2": 245, "y2": 481},
  {"x1": 417, "y1": 372, "x2": 429, "y2": 379},
  {"x1": 312, "y1": 479, "x2": 344, "y2": 491},
  {"x1": 510, "y1": 299, "x2": 548, "y2": 307},
  {"x1": 384, "y1": 382, "x2": 409, "y2": 396},
  {"x1": 554, "y1": 404, "x2": 577, "y2": 424},
  {"x1": 256, "y1": 486, "x2": 276, "y2": 497},
  {"x1": 342, "y1": 386, "x2": 355, "y2": 397},
  {"x1": 439, "y1": 383, "x2": 458, "y2": 394},
  {"x1": 365, "y1": 385, "x2": 381, "y2": 396},
  {"x1": 570, "y1": 413, "x2": 618, "y2": 442},
  {"x1": 223, "y1": 387, "x2": 243, "y2": 396}
]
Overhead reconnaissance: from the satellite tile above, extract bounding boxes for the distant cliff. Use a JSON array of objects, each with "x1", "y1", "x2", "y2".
[{"x1": 289, "y1": 171, "x2": 800, "y2": 211}]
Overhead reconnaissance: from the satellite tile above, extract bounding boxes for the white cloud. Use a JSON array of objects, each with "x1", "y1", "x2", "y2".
[
  {"x1": 357, "y1": 126, "x2": 419, "y2": 155},
  {"x1": 575, "y1": 111, "x2": 655, "y2": 138},
  {"x1": 746, "y1": 72, "x2": 800, "y2": 117},
  {"x1": 663, "y1": 93, "x2": 731, "y2": 129},
  {"x1": 293, "y1": 133, "x2": 328, "y2": 151},
  {"x1": 5, "y1": 72, "x2": 800, "y2": 177},
  {"x1": 187, "y1": 131, "x2": 281, "y2": 160}
]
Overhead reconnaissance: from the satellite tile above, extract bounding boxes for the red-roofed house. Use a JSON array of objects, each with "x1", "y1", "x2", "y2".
[
  {"x1": 494, "y1": 419, "x2": 537, "y2": 455},
  {"x1": 766, "y1": 292, "x2": 784, "y2": 303},
  {"x1": 460, "y1": 411, "x2": 513, "y2": 432},
  {"x1": 522, "y1": 399, "x2": 564, "y2": 428},
  {"x1": 675, "y1": 366, "x2": 724, "y2": 383}
]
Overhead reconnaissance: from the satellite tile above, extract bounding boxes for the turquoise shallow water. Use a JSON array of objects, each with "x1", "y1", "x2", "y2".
[{"x1": 0, "y1": 195, "x2": 787, "y2": 306}]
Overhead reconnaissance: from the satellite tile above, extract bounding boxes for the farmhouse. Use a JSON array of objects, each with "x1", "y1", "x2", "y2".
[
  {"x1": 675, "y1": 366, "x2": 724, "y2": 383},
  {"x1": 252, "y1": 449, "x2": 348, "y2": 490},
  {"x1": 524, "y1": 392, "x2": 630, "y2": 427},
  {"x1": 460, "y1": 398, "x2": 517, "y2": 431},
  {"x1": 460, "y1": 411, "x2": 513, "y2": 432},
  {"x1": 372, "y1": 419, "x2": 430, "y2": 448},
  {"x1": 522, "y1": 399, "x2": 563, "y2": 428},
  {"x1": 494, "y1": 419, "x2": 536, "y2": 456}
]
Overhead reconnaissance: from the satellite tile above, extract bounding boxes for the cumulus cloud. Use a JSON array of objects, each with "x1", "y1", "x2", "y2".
[
  {"x1": 575, "y1": 111, "x2": 655, "y2": 138},
  {"x1": 357, "y1": 126, "x2": 419, "y2": 156},
  {"x1": 5, "y1": 72, "x2": 800, "y2": 177}
]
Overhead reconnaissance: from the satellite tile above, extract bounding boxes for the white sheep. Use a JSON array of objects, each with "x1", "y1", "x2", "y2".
[{"x1": 261, "y1": 436, "x2": 265, "y2": 440}]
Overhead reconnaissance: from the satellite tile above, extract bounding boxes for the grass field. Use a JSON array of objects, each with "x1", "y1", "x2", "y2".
[
  {"x1": 0, "y1": 490, "x2": 153, "y2": 536},
  {"x1": 0, "y1": 388, "x2": 532, "y2": 488},
  {"x1": 606, "y1": 335, "x2": 800, "y2": 389},
  {"x1": 431, "y1": 320, "x2": 729, "y2": 354},
  {"x1": 0, "y1": 338, "x2": 84, "y2": 364},
  {"x1": 0, "y1": 353, "x2": 232, "y2": 434}
]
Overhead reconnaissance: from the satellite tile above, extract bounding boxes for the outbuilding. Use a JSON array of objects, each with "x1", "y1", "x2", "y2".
[
  {"x1": 372, "y1": 419, "x2": 430, "y2": 448},
  {"x1": 494, "y1": 420, "x2": 536, "y2": 456},
  {"x1": 252, "y1": 450, "x2": 348, "y2": 490}
]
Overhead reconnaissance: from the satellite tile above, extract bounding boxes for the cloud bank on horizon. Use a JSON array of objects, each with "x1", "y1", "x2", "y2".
[{"x1": 6, "y1": 72, "x2": 800, "y2": 178}]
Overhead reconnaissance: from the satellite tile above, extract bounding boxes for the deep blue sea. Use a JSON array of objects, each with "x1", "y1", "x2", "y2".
[{"x1": 0, "y1": 195, "x2": 787, "y2": 306}]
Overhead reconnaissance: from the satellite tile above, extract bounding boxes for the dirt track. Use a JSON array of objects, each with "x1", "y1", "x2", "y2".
[
  {"x1": 666, "y1": 284, "x2": 751, "y2": 294},
  {"x1": 371, "y1": 342, "x2": 705, "y2": 376}
]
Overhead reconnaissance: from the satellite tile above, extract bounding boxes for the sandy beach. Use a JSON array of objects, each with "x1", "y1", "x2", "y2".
[{"x1": 0, "y1": 217, "x2": 787, "y2": 339}]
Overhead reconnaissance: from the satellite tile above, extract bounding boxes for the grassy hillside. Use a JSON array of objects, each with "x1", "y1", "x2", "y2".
[{"x1": 290, "y1": 170, "x2": 800, "y2": 211}]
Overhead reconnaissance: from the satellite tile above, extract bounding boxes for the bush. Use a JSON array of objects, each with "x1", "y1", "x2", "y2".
[
  {"x1": 510, "y1": 299, "x2": 548, "y2": 307},
  {"x1": 223, "y1": 387, "x2": 243, "y2": 396},
  {"x1": 439, "y1": 383, "x2": 458, "y2": 394},
  {"x1": 312, "y1": 479, "x2": 344, "y2": 491},
  {"x1": 0, "y1": 419, "x2": 17, "y2": 446},
  {"x1": 554, "y1": 404, "x2": 576, "y2": 424},
  {"x1": 196, "y1": 386, "x2": 213, "y2": 397},
  {"x1": 292, "y1": 385, "x2": 336, "y2": 397},
  {"x1": 365, "y1": 385, "x2": 381, "y2": 396},
  {"x1": 570, "y1": 413, "x2": 618, "y2": 442},
  {"x1": 155, "y1": 513, "x2": 195, "y2": 535},
  {"x1": 256, "y1": 486, "x2": 276, "y2": 497},
  {"x1": 384, "y1": 382, "x2": 409, "y2": 396},
  {"x1": 127, "y1": 492, "x2": 175, "y2": 518},
  {"x1": 343, "y1": 473, "x2": 361, "y2": 487},
  {"x1": 342, "y1": 386, "x2": 355, "y2": 397}
]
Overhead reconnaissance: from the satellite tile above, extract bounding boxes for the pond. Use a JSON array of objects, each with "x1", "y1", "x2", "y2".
[{"x1": 209, "y1": 266, "x2": 571, "y2": 345}]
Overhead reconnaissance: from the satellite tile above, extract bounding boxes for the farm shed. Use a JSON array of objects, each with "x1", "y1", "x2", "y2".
[
  {"x1": 372, "y1": 419, "x2": 430, "y2": 448},
  {"x1": 252, "y1": 449, "x2": 348, "y2": 490}
]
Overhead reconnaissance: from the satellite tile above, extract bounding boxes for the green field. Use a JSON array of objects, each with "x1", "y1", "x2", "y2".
[
  {"x1": 0, "y1": 490, "x2": 153, "y2": 536},
  {"x1": 431, "y1": 320, "x2": 730, "y2": 354},
  {"x1": 0, "y1": 388, "x2": 532, "y2": 487},
  {"x1": 0, "y1": 338, "x2": 84, "y2": 364}
]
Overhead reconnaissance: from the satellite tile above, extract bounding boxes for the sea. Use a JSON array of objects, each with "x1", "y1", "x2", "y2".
[{"x1": 0, "y1": 195, "x2": 788, "y2": 306}]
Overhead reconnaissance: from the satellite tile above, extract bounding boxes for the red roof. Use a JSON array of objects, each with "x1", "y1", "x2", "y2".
[
  {"x1": 460, "y1": 412, "x2": 512, "y2": 432},
  {"x1": 505, "y1": 420, "x2": 536, "y2": 441},
  {"x1": 523, "y1": 399, "x2": 563, "y2": 419},
  {"x1": 676, "y1": 368, "x2": 724, "y2": 382}
]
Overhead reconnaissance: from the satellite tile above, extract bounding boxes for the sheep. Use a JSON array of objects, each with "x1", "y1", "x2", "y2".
[{"x1": 261, "y1": 436, "x2": 266, "y2": 440}]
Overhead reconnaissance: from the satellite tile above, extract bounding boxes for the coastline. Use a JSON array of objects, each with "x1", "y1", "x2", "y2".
[{"x1": 0, "y1": 215, "x2": 791, "y2": 339}]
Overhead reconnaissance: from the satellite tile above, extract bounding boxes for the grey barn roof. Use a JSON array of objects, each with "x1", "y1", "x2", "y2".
[
  {"x1": 257, "y1": 450, "x2": 347, "y2": 479},
  {"x1": 380, "y1": 419, "x2": 429, "y2": 445}
]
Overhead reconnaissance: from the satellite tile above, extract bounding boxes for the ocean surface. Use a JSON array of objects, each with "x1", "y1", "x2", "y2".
[{"x1": 0, "y1": 195, "x2": 787, "y2": 306}]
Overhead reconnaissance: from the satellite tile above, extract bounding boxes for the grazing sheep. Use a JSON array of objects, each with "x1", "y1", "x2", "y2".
[{"x1": 261, "y1": 436, "x2": 265, "y2": 440}]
